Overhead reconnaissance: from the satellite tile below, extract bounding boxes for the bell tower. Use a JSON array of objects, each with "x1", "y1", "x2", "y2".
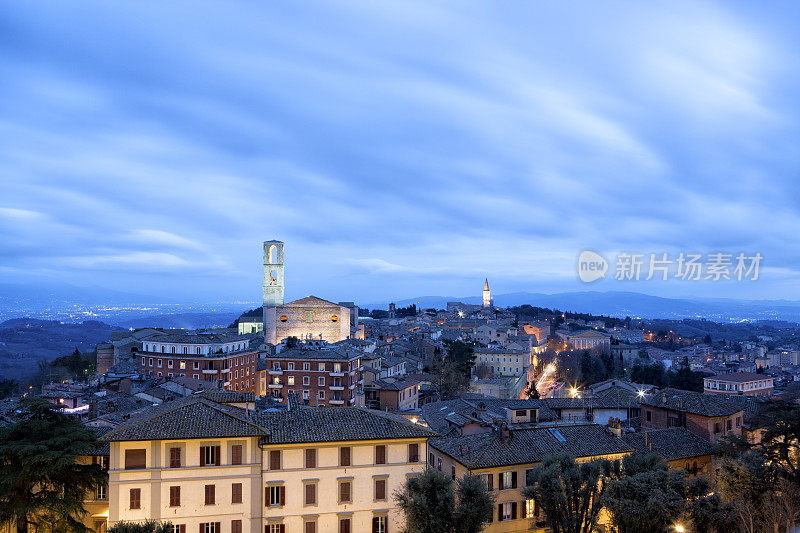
[
  {"x1": 482, "y1": 278, "x2": 491, "y2": 308},
  {"x1": 263, "y1": 240, "x2": 285, "y2": 309}
]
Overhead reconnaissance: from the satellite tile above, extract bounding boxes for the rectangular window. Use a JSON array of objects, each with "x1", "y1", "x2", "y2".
[
  {"x1": 166, "y1": 526, "x2": 186, "y2": 533},
  {"x1": 304, "y1": 522, "x2": 316, "y2": 533},
  {"x1": 169, "y1": 447, "x2": 181, "y2": 468},
  {"x1": 125, "y1": 449, "x2": 146, "y2": 470},
  {"x1": 714, "y1": 422, "x2": 721, "y2": 434},
  {"x1": 200, "y1": 446, "x2": 220, "y2": 466},
  {"x1": 288, "y1": 362, "x2": 295, "y2": 370},
  {"x1": 305, "y1": 448, "x2": 316, "y2": 469},
  {"x1": 339, "y1": 480, "x2": 352, "y2": 503},
  {"x1": 169, "y1": 486, "x2": 180, "y2": 507},
  {"x1": 318, "y1": 376, "x2": 325, "y2": 386},
  {"x1": 303, "y1": 362, "x2": 310, "y2": 371},
  {"x1": 267, "y1": 525, "x2": 285, "y2": 533},
  {"x1": 408, "y1": 443, "x2": 419, "y2": 463},
  {"x1": 318, "y1": 363, "x2": 325, "y2": 371},
  {"x1": 375, "y1": 445, "x2": 386, "y2": 465},
  {"x1": 129, "y1": 488, "x2": 141, "y2": 509},
  {"x1": 204, "y1": 484, "x2": 215, "y2": 505},
  {"x1": 199, "y1": 523, "x2": 220, "y2": 533},
  {"x1": 266, "y1": 485, "x2": 285, "y2": 507},
  {"x1": 231, "y1": 444, "x2": 243, "y2": 465},
  {"x1": 96, "y1": 484, "x2": 107, "y2": 500},
  {"x1": 269, "y1": 450, "x2": 281, "y2": 470},
  {"x1": 168, "y1": 360, "x2": 173, "y2": 368},
  {"x1": 303, "y1": 376, "x2": 310, "y2": 386},
  {"x1": 304, "y1": 483, "x2": 317, "y2": 505},
  {"x1": 372, "y1": 516, "x2": 387, "y2": 533},
  {"x1": 727, "y1": 419, "x2": 732, "y2": 431},
  {"x1": 318, "y1": 390, "x2": 325, "y2": 400},
  {"x1": 231, "y1": 520, "x2": 242, "y2": 533},
  {"x1": 340, "y1": 447, "x2": 351, "y2": 467},
  {"x1": 525, "y1": 468, "x2": 535, "y2": 486},
  {"x1": 339, "y1": 518, "x2": 351, "y2": 533},
  {"x1": 231, "y1": 482, "x2": 242, "y2": 504},
  {"x1": 646, "y1": 410, "x2": 652, "y2": 422},
  {"x1": 375, "y1": 478, "x2": 387, "y2": 501}
]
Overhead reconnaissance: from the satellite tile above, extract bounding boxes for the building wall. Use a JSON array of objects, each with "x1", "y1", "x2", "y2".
[
  {"x1": 258, "y1": 356, "x2": 361, "y2": 405},
  {"x1": 110, "y1": 435, "x2": 428, "y2": 533},
  {"x1": 703, "y1": 378, "x2": 773, "y2": 396},
  {"x1": 641, "y1": 406, "x2": 743, "y2": 443},
  {"x1": 110, "y1": 437, "x2": 262, "y2": 532},
  {"x1": 138, "y1": 351, "x2": 258, "y2": 392},
  {"x1": 264, "y1": 303, "x2": 351, "y2": 345}
]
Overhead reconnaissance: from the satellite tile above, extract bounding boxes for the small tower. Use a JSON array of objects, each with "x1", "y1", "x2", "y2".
[
  {"x1": 263, "y1": 241, "x2": 285, "y2": 308},
  {"x1": 482, "y1": 278, "x2": 491, "y2": 308},
  {"x1": 388, "y1": 303, "x2": 396, "y2": 319}
]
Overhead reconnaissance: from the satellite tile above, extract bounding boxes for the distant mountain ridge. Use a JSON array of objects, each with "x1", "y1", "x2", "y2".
[{"x1": 365, "y1": 291, "x2": 800, "y2": 322}]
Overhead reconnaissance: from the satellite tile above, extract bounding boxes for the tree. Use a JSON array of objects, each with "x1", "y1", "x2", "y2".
[
  {"x1": 685, "y1": 475, "x2": 736, "y2": 533},
  {"x1": 717, "y1": 452, "x2": 775, "y2": 533},
  {"x1": 522, "y1": 454, "x2": 611, "y2": 533},
  {"x1": 453, "y1": 474, "x2": 494, "y2": 533},
  {"x1": 0, "y1": 379, "x2": 17, "y2": 399},
  {"x1": 394, "y1": 470, "x2": 492, "y2": 533},
  {"x1": 284, "y1": 336, "x2": 298, "y2": 349},
  {"x1": 604, "y1": 454, "x2": 688, "y2": 533},
  {"x1": 108, "y1": 521, "x2": 174, "y2": 533},
  {"x1": 0, "y1": 398, "x2": 107, "y2": 533},
  {"x1": 50, "y1": 349, "x2": 95, "y2": 380}
]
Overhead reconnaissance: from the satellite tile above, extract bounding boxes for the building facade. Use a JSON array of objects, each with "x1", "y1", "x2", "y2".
[
  {"x1": 138, "y1": 334, "x2": 257, "y2": 392},
  {"x1": 264, "y1": 296, "x2": 351, "y2": 346},
  {"x1": 257, "y1": 347, "x2": 363, "y2": 406},
  {"x1": 704, "y1": 372, "x2": 774, "y2": 396},
  {"x1": 102, "y1": 394, "x2": 433, "y2": 533},
  {"x1": 641, "y1": 388, "x2": 745, "y2": 443}
]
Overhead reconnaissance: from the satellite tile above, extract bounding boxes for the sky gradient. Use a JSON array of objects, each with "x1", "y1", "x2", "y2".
[{"x1": 2, "y1": 1, "x2": 800, "y2": 305}]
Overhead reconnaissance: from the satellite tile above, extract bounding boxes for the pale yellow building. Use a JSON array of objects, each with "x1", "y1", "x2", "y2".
[
  {"x1": 428, "y1": 423, "x2": 633, "y2": 532},
  {"x1": 102, "y1": 391, "x2": 433, "y2": 533}
]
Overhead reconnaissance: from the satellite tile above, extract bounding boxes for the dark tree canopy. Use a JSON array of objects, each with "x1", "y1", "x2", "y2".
[{"x1": 0, "y1": 398, "x2": 107, "y2": 533}]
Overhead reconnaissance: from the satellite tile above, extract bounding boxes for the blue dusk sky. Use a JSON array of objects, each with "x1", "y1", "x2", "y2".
[{"x1": 1, "y1": 1, "x2": 800, "y2": 305}]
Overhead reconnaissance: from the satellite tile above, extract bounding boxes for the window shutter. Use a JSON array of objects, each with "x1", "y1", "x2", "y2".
[
  {"x1": 215, "y1": 446, "x2": 221, "y2": 466},
  {"x1": 199, "y1": 525, "x2": 203, "y2": 533},
  {"x1": 279, "y1": 525, "x2": 285, "y2": 533},
  {"x1": 511, "y1": 502, "x2": 517, "y2": 520},
  {"x1": 512, "y1": 471, "x2": 518, "y2": 489},
  {"x1": 215, "y1": 523, "x2": 220, "y2": 533},
  {"x1": 200, "y1": 448, "x2": 206, "y2": 467},
  {"x1": 487, "y1": 474, "x2": 493, "y2": 491},
  {"x1": 280, "y1": 485, "x2": 286, "y2": 506},
  {"x1": 498, "y1": 503, "x2": 504, "y2": 521}
]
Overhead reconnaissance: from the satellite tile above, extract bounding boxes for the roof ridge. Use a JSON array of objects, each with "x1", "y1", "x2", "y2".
[
  {"x1": 199, "y1": 398, "x2": 269, "y2": 434},
  {"x1": 102, "y1": 394, "x2": 201, "y2": 441}
]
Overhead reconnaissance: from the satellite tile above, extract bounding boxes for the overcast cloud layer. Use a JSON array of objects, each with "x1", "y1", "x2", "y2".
[{"x1": 1, "y1": 1, "x2": 800, "y2": 304}]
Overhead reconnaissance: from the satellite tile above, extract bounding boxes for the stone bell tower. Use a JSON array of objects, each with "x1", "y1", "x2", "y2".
[{"x1": 263, "y1": 241, "x2": 285, "y2": 309}]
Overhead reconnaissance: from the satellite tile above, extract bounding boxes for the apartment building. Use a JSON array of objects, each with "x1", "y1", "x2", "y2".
[
  {"x1": 428, "y1": 424, "x2": 633, "y2": 532},
  {"x1": 257, "y1": 347, "x2": 363, "y2": 405},
  {"x1": 473, "y1": 348, "x2": 529, "y2": 376},
  {"x1": 640, "y1": 388, "x2": 745, "y2": 443},
  {"x1": 102, "y1": 392, "x2": 433, "y2": 533},
  {"x1": 138, "y1": 334, "x2": 258, "y2": 392},
  {"x1": 704, "y1": 372, "x2": 774, "y2": 397}
]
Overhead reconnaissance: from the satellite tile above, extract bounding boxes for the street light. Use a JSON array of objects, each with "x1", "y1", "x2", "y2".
[{"x1": 674, "y1": 525, "x2": 685, "y2": 533}]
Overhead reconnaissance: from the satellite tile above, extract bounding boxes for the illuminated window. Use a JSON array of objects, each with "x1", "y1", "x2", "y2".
[
  {"x1": 179, "y1": 361, "x2": 186, "y2": 370},
  {"x1": 331, "y1": 315, "x2": 338, "y2": 322},
  {"x1": 280, "y1": 316, "x2": 288, "y2": 322},
  {"x1": 288, "y1": 376, "x2": 295, "y2": 385}
]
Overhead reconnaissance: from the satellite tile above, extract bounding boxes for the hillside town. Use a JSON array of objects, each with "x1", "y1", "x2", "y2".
[{"x1": 1, "y1": 241, "x2": 798, "y2": 533}]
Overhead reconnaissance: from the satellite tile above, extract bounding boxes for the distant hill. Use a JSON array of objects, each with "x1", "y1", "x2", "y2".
[
  {"x1": 365, "y1": 291, "x2": 800, "y2": 323},
  {"x1": 0, "y1": 319, "x2": 126, "y2": 379},
  {"x1": 110, "y1": 312, "x2": 241, "y2": 330}
]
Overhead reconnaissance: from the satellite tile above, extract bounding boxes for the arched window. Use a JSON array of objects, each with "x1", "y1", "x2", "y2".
[
  {"x1": 268, "y1": 245, "x2": 277, "y2": 264},
  {"x1": 196, "y1": 347, "x2": 201, "y2": 355},
  {"x1": 183, "y1": 347, "x2": 188, "y2": 354},
  {"x1": 171, "y1": 346, "x2": 176, "y2": 354}
]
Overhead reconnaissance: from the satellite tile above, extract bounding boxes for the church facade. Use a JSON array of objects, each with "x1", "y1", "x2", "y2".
[{"x1": 264, "y1": 296, "x2": 352, "y2": 345}]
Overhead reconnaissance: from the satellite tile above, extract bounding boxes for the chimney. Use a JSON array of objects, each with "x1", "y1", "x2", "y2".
[{"x1": 607, "y1": 417, "x2": 622, "y2": 438}]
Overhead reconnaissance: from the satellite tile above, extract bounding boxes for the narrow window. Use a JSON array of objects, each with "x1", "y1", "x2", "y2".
[
  {"x1": 204, "y1": 484, "x2": 215, "y2": 505},
  {"x1": 340, "y1": 447, "x2": 351, "y2": 467},
  {"x1": 129, "y1": 488, "x2": 141, "y2": 509}
]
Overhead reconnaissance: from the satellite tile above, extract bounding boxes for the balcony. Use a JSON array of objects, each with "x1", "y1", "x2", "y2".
[
  {"x1": 329, "y1": 399, "x2": 345, "y2": 405},
  {"x1": 268, "y1": 368, "x2": 283, "y2": 375},
  {"x1": 329, "y1": 371, "x2": 345, "y2": 377},
  {"x1": 330, "y1": 385, "x2": 345, "y2": 391},
  {"x1": 268, "y1": 381, "x2": 284, "y2": 389},
  {"x1": 220, "y1": 367, "x2": 230, "y2": 373},
  {"x1": 202, "y1": 369, "x2": 218, "y2": 374}
]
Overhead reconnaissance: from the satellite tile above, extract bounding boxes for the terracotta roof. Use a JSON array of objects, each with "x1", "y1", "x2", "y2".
[
  {"x1": 430, "y1": 424, "x2": 633, "y2": 469},
  {"x1": 101, "y1": 395, "x2": 433, "y2": 444},
  {"x1": 642, "y1": 388, "x2": 744, "y2": 417},
  {"x1": 622, "y1": 427, "x2": 714, "y2": 461}
]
